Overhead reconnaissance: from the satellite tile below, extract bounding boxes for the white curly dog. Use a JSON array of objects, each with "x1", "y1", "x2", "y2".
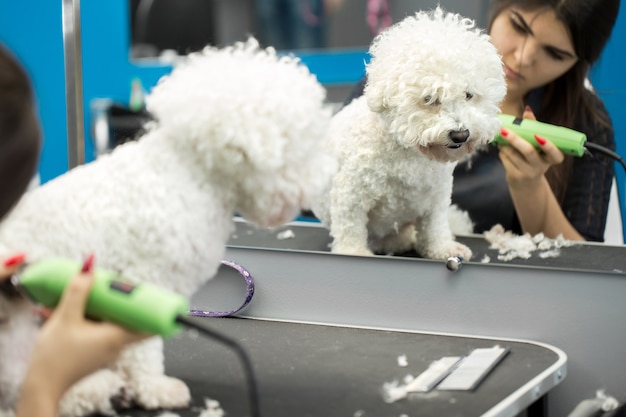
[
  {"x1": 0, "y1": 39, "x2": 335, "y2": 416},
  {"x1": 312, "y1": 7, "x2": 506, "y2": 260}
]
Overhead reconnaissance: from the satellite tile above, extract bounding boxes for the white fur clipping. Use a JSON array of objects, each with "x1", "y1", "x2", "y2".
[
  {"x1": 448, "y1": 205, "x2": 475, "y2": 236},
  {"x1": 483, "y1": 224, "x2": 574, "y2": 261},
  {"x1": 197, "y1": 398, "x2": 225, "y2": 417},
  {"x1": 567, "y1": 390, "x2": 619, "y2": 417},
  {"x1": 397, "y1": 354, "x2": 409, "y2": 367},
  {"x1": 382, "y1": 380, "x2": 409, "y2": 403}
]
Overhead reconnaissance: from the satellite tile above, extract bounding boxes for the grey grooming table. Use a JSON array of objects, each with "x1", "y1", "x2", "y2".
[
  {"x1": 126, "y1": 316, "x2": 565, "y2": 417},
  {"x1": 124, "y1": 220, "x2": 623, "y2": 417},
  {"x1": 216, "y1": 220, "x2": 625, "y2": 417}
]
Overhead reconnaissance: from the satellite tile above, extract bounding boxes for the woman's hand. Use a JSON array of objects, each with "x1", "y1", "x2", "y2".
[
  {"x1": 497, "y1": 107, "x2": 564, "y2": 189},
  {"x1": 496, "y1": 107, "x2": 584, "y2": 240},
  {"x1": 1, "y1": 253, "x2": 28, "y2": 324},
  {"x1": 15, "y1": 255, "x2": 148, "y2": 417},
  {"x1": 0, "y1": 253, "x2": 26, "y2": 281}
]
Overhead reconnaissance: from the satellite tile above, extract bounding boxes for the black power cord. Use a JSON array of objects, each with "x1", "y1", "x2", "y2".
[
  {"x1": 584, "y1": 142, "x2": 626, "y2": 173},
  {"x1": 175, "y1": 315, "x2": 261, "y2": 417}
]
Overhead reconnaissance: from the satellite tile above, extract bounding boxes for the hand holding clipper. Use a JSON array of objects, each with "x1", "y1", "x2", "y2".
[
  {"x1": 493, "y1": 114, "x2": 586, "y2": 157},
  {"x1": 12, "y1": 257, "x2": 189, "y2": 337}
]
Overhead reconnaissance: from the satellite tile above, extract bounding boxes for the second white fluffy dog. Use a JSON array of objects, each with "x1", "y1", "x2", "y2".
[
  {"x1": 0, "y1": 39, "x2": 335, "y2": 416},
  {"x1": 313, "y1": 7, "x2": 506, "y2": 260}
]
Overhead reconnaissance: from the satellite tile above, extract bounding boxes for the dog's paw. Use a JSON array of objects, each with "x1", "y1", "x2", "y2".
[
  {"x1": 0, "y1": 408, "x2": 15, "y2": 417},
  {"x1": 331, "y1": 245, "x2": 374, "y2": 257},
  {"x1": 418, "y1": 240, "x2": 472, "y2": 261},
  {"x1": 130, "y1": 375, "x2": 191, "y2": 410},
  {"x1": 59, "y1": 369, "x2": 127, "y2": 417}
]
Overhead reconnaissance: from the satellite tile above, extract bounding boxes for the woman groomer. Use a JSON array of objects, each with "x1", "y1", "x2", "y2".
[
  {"x1": 452, "y1": 0, "x2": 620, "y2": 241},
  {"x1": 348, "y1": 0, "x2": 621, "y2": 241}
]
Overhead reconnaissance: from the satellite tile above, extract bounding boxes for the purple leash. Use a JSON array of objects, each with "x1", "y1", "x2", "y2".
[{"x1": 188, "y1": 260, "x2": 255, "y2": 317}]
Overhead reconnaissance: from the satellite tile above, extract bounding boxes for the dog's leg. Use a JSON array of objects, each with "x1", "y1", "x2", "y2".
[
  {"x1": 328, "y1": 175, "x2": 374, "y2": 256},
  {"x1": 413, "y1": 209, "x2": 473, "y2": 261},
  {"x1": 374, "y1": 223, "x2": 417, "y2": 255},
  {"x1": 58, "y1": 369, "x2": 128, "y2": 417},
  {"x1": 115, "y1": 336, "x2": 191, "y2": 410},
  {"x1": 0, "y1": 299, "x2": 38, "y2": 412},
  {"x1": 60, "y1": 338, "x2": 190, "y2": 416},
  {"x1": 330, "y1": 216, "x2": 373, "y2": 256}
]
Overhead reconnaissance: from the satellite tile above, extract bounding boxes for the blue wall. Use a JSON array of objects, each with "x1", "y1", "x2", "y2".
[
  {"x1": 80, "y1": 0, "x2": 368, "y2": 161},
  {"x1": 590, "y1": 2, "x2": 626, "y2": 237},
  {"x1": 0, "y1": 0, "x2": 68, "y2": 182},
  {"x1": 1, "y1": 0, "x2": 368, "y2": 180},
  {"x1": 80, "y1": 0, "x2": 173, "y2": 163}
]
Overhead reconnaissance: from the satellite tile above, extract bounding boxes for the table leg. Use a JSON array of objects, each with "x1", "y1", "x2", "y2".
[{"x1": 527, "y1": 395, "x2": 547, "y2": 417}]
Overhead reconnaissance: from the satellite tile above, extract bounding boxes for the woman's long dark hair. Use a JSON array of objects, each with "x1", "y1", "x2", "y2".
[
  {"x1": 488, "y1": 0, "x2": 620, "y2": 201},
  {"x1": 0, "y1": 44, "x2": 42, "y2": 220}
]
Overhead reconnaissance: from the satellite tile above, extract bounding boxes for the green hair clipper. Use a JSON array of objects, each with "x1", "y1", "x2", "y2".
[
  {"x1": 12, "y1": 258, "x2": 189, "y2": 337},
  {"x1": 494, "y1": 114, "x2": 587, "y2": 157}
]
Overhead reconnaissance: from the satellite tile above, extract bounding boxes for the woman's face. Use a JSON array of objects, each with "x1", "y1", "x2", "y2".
[{"x1": 490, "y1": 7, "x2": 578, "y2": 98}]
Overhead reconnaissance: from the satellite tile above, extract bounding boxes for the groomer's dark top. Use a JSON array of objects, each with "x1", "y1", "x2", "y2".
[
  {"x1": 452, "y1": 89, "x2": 616, "y2": 242},
  {"x1": 346, "y1": 77, "x2": 616, "y2": 242}
]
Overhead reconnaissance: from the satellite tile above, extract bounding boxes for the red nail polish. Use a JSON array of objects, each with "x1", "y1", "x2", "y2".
[
  {"x1": 81, "y1": 254, "x2": 95, "y2": 273},
  {"x1": 534, "y1": 134, "x2": 547, "y2": 145},
  {"x1": 500, "y1": 127, "x2": 509, "y2": 137},
  {"x1": 3, "y1": 253, "x2": 26, "y2": 268}
]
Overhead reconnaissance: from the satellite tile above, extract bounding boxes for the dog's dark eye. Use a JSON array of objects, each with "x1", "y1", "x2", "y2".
[{"x1": 465, "y1": 92, "x2": 474, "y2": 100}]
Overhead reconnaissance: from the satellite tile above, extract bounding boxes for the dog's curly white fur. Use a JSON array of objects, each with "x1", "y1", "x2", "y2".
[
  {"x1": 312, "y1": 7, "x2": 506, "y2": 259},
  {"x1": 0, "y1": 39, "x2": 335, "y2": 416}
]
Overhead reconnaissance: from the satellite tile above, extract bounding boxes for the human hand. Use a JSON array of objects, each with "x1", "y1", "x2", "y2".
[
  {"x1": 1, "y1": 253, "x2": 28, "y2": 322},
  {"x1": 0, "y1": 253, "x2": 26, "y2": 282},
  {"x1": 18, "y1": 255, "x2": 148, "y2": 405},
  {"x1": 498, "y1": 106, "x2": 564, "y2": 189}
]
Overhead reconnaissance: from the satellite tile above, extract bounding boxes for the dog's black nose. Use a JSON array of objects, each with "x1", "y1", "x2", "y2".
[{"x1": 449, "y1": 129, "x2": 470, "y2": 144}]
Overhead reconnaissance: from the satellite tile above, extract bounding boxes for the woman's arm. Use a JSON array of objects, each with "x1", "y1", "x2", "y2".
[
  {"x1": 504, "y1": 166, "x2": 585, "y2": 240},
  {"x1": 498, "y1": 111, "x2": 586, "y2": 240}
]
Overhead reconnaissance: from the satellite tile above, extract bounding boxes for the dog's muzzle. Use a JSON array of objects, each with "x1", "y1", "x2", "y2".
[{"x1": 447, "y1": 129, "x2": 470, "y2": 149}]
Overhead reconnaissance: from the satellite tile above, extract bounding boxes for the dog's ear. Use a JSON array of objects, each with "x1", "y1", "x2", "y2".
[{"x1": 364, "y1": 81, "x2": 387, "y2": 113}]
